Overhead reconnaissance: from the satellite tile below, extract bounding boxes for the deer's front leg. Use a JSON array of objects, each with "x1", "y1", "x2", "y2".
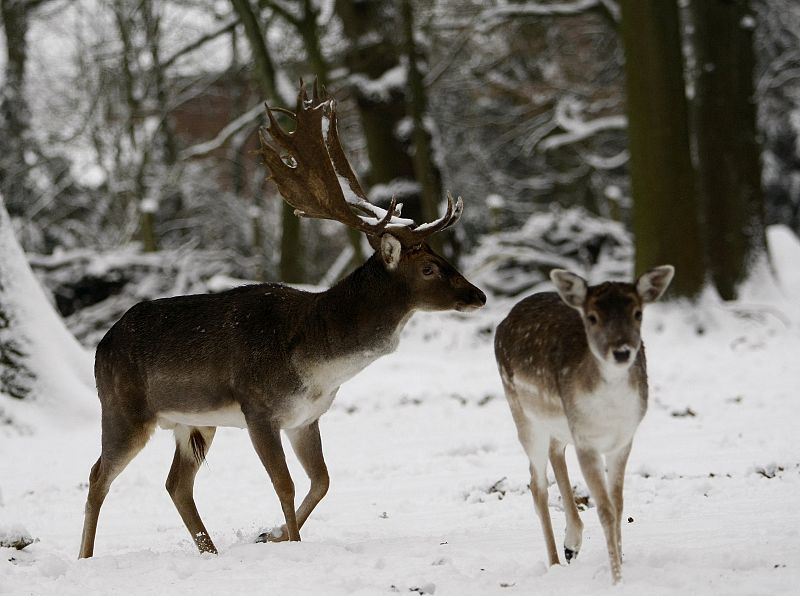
[
  {"x1": 605, "y1": 441, "x2": 633, "y2": 556},
  {"x1": 246, "y1": 418, "x2": 300, "y2": 541},
  {"x1": 259, "y1": 420, "x2": 330, "y2": 543},
  {"x1": 575, "y1": 447, "x2": 622, "y2": 583}
]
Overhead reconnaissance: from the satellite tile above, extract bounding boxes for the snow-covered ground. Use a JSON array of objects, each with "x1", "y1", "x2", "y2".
[{"x1": 2, "y1": 227, "x2": 800, "y2": 595}]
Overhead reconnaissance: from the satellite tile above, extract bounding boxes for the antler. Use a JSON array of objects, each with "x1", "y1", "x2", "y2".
[{"x1": 258, "y1": 80, "x2": 463, "y2": 247}]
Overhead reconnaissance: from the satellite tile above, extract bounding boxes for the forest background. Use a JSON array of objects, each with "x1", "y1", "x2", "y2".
[{"x1": 1, "y1": 2, "x2": 800, "y2": 593}]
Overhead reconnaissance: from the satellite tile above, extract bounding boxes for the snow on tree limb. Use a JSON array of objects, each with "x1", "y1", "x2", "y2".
[
  {"x1": 179, "y1": 103, "x2": 264, "y2": 160},
  {"x1": 479, "y1": 0, "x2": 620, "y2": 28}
]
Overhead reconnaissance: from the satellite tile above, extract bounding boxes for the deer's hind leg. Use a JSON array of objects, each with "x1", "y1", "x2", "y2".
[
  {"x1": 166, "y1": 425, "x2": 217, "y2": 554},
  {"x1": 79, "y1": 412, "x2": 155, "y2": 558},
  {"x1": 505, "y1": 392, "x2": 560, "y2": 567},
  {"x1": 549, "y1": 439, "x2": 584, "y2": 562}
]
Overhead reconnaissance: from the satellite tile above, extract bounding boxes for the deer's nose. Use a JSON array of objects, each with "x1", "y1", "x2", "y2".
[
  {"x1": 612, "y1": 348, "x2": 631, "y2": 363},
  {"x1": 474, "y1": 288, "x2": 487, "y2": 306}
]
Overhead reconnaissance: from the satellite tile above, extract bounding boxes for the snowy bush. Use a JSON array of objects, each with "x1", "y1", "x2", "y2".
[
  {"x1": 29, "y1": 247, "x2": 258, "y2": 347},
  {"x1": 465, "y1": 205, "x2": 633, "y2": 297}
]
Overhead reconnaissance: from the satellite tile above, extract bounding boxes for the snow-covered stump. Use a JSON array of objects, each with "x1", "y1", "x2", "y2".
[
  {"x1": 0, "y1": 523, "x2": 36, "y2": 550},
  {"x1": 0, "y1": 196, "x2": 95, "y2": 432}
]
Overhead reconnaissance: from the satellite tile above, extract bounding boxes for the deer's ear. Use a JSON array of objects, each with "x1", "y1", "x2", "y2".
[
  {"x1": 380, "y1": 234, "x2": 402, "y2": 271},
  {"x1": 550, "y1": 269, "x2": 587, "y2": 309},
  {"x1": 636, "y1": 265, "x2": 675, "y2": 303}
]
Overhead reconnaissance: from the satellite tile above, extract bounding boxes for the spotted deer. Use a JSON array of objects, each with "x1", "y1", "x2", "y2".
[
  {"x1": 494, "y1": 266, "x2": 674, "y2": 583},
  {"x1": 78, "y1": 82, "x2": 486, "y2": 559}
]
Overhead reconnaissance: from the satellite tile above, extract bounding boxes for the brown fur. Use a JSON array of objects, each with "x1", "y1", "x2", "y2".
[
  {"x1": 79, "y1": 244, "x2": 485, "y2": 559},
  {"x1": 494, "y1": 266, "x2": 673, "y2": 584}
]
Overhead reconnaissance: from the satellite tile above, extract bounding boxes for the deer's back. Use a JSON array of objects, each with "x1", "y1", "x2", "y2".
[
  {"x1": 94, "y1": 284, "x2": 314, "y2": 414},
  {"x1": 495, "y1": 292, "x2": 592, "y2": 390}
]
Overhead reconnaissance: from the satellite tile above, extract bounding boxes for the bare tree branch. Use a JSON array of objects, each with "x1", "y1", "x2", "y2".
[{"x1": 162, "y1": 19, "x2": 239, "y2": 71}]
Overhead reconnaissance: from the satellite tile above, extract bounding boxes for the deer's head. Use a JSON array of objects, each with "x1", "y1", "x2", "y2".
[
  {"x1": 375, "y1": 234, "x2": 485, "y2": 312},
  {"x1": 259, "y1": 81, "x2": 485, "y2": 313},
  {"x1": 550, "y1": 266, "x2": 674, "y2": 369}
]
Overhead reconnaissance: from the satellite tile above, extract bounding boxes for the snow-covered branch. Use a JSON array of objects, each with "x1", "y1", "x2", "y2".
[
  {"x1": 538, "y1": 97, "x2": 626, "y2": 151},
  {"x1": 479, "y1": 0, "x2": 619, "y2": 27},
  {"x1": 540, "y1": 114, "x2": 626, "y2": 151},
  {"x1": 179, "y1": 103, "x2": 264, "y2": 160}
]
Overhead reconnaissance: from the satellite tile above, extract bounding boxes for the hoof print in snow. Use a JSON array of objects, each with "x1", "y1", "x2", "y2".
[
  {"x1": 465, "y1": 476, "x2": 526, "y2": 503},
  {"x1": 398, "y1": 395, "x2": 424, "y2": 407},
  {"x1": 477, "y1": 394, "x2": 495, "y2": 406},
  {"x1": 671, "y1": 406, "x2": 696, "y2": 418},
  {"x1": 754, "y1": 464, "x2": 784, "y2": 479},
  {"x1": 409, "y1": 583, "x2": 436, "y2": 594}
]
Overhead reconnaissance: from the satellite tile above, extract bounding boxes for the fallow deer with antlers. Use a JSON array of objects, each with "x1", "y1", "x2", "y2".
[
  {"x1": 78, "y1": 82, "x2": 486, "y2": 558},
  {"x1": 494, "y1": 266, "x2": 674, "y2": 583}
]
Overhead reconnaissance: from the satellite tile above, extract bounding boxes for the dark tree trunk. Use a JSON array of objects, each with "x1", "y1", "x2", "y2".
[
  {"x1": 690, "y1": 0, "x2": 767, "y2": 300},
  {"x1": 232, "y1": 0, "x2": 303, "y2": 282},
  {"x1": 0, "y1": 0, "x2": 35, "y2": 217},
  {"x1": 400, "y1": 0, "x2": 447, "y2": 255},
  {"x1": 619, "y1": 0, "x2": 705, "y2": 298},
  {"x1": 265, "y1": 0, "x2": 367, "y2": 269},
  {"x1": 334, "y1": 0, "x2": 423, "y2": 222}
]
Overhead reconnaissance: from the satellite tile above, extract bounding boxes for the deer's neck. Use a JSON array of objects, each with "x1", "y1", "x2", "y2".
[
  {"x1": 576, "y1": 350, "x2": 644, "y2": 395},
  {"x1": 310, "y1": 254, "x2": 413, "y2": 360}
]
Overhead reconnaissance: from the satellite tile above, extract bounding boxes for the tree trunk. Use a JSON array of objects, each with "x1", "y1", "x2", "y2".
[
  {"x1": 232, "y1": 0, "x2": 303, "y2": 282},
  {"x1": 0, "y1": 0, "x2": 35, "y2": 217},
  {"x1": 619, "y1": 0, "x2": 705, "y2": 298},
  {"x1": 690, "y1": 0, "x2": 767, "y2": 300},
  {"x1": 267, "y1": 0, "x2": 367, "y2": 269},
  {"x1": 143, "y1": 0, "x2": 183, "y2": 236},
  {"x1": 334, "y1": 0, "x2": 423, "y2": 222},
  {"x1": 400, "y1": 0, "x2": 447, "y2": 255}
]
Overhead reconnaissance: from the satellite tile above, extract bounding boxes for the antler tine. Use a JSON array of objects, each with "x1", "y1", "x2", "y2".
[{"x1": 386, "y1": 191, "x2": 464, "y2": 247}]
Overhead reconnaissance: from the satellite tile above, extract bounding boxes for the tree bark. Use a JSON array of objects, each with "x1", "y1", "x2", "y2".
[
  {"x1": 264, "y1": 0, "x2": 366, "y2": 269},
  {"x1": 232, "y1": 0, "x2": 303, "y2": 282},
  {"x1": 0, "y1": 0, "x2": 36, "y2": 217},
  {"x1": 334, "y1": 0, "x2": 423, "y2": 221},
  {"x1": 400, "y1": 0, "x2": 447, "y2": 255},
  {"x1": 690, "y1": 0, "x2": 767, "y2": 300},
  {"x1": 619, "y1": 0, "x2": 705, "y2": 298}
]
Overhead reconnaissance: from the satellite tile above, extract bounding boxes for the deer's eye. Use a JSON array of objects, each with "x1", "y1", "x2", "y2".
[
  {"x1": 587, "y1": 313, "x2": 599, "y2": 325},
  {"x1": 634, "y1": 310, "x2": 643, "y2": 321},
  {"x1": 421, "y1": 264, "x2": 437, "y2": 277}
]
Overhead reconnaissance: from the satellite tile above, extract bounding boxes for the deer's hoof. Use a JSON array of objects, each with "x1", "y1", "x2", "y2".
[
  {"x1": 564, "y1": 547, "x2": 578, "y2": 563},
  {"x1": 256, "y1": 526, "x2": 288, "y2": 543}
]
